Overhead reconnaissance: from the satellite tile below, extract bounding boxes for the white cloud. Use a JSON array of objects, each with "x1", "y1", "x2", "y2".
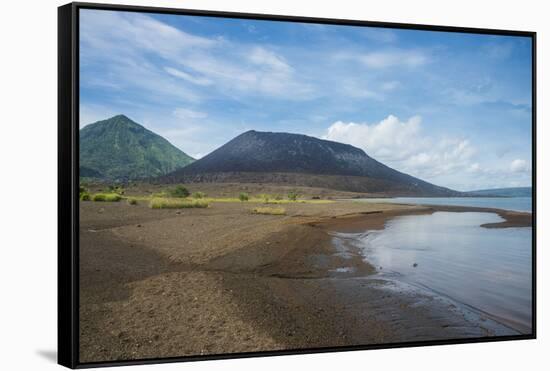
[
  {"x1": 404, "y1": 138, "x2": 476, "y2": 178},
  {"x1": 180, "y1": 46, "x2": 312, "y2": 99},
  {"x1": 457, "y1": 162, "x2": 531, "y2": 191},
  {"x1": 380, "y1": 81, "x2": 400, "y2": 91},
  {"x1": 468, "y1": 163, "x2": 482, "y2": 173},
  {"x1": 324, "y1": 115, "x2": 424, "y2": 162},
  {"x1": 173, "y1": 108, "x2": 208, "y2": 120},
  {"x1": 323, "y1": 115, "x2": 533, "y2": 191},
  {"x1": 81, "y1": 11, "x2": 205, "y2": 103},
  {"x1": 510, "y1": 159, "x2": 531, "y2": 173},
  {"x1": 245, "y1": 24, "x2": 257, "y2": 34},
  {"x1": 360, "y1": 50, "x2": 428, "y2": 68},
  {"x1": 323, "y1": 115, "x2": 477, "y2": 182},
  {"x1": 443, "y1": 78, "x2": 494, "y2": 106},
  {"x1": 156, "y1": 125, "x2": 209, "y2": 156},
  {"x1": 340, "y1": 80, "x2": 384, "y2": 100},
  {"x1": 164, "y1": 67, "x2": 213, "y2": 86},
  {"x1": 81, "y1": 10, "x2": 215, "y2": 58},
  {"x1": 248, "y1": 47, "x2": 292, "y2": 73},
  {"x1": 81, "y1": 10, "x2": 314, "y2": 102}
]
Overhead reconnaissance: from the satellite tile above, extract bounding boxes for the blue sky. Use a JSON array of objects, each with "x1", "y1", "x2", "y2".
[{"x1": 80, "y1": 9, "x2": 533, "y2": 191}]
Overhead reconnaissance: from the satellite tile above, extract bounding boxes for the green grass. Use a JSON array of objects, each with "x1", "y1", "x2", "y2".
[
  {"x1": 108, "y1": 185, "x2": 125, "y2": 195},
  {"x1": 91, "y1": 193, "x2": 122, "y2": 202},
  {"x1": 287, "y1": 189, "x2": 299, "y2": 201},
  {"x1": 193, "y1": 196, "x2": 334, "y2": 204},
  {"x1": 169, "y1": 185, "x2": 190, "y2": 198},
  {"x1": 84, "y1": 192, "x2": 334, "y2": 205},
  {"x1": 191, "y1": 191, "x2": 206, "y2": 199},
  {"x1": 149, "y1": 198, "x2": 209, "y2": 209},
  {"x1": 252, "y1": 206, "x2": 286, "y2": 215},
  {"x1": 262, "y1": 199, "x2": 299, "y2": 204},
  {"x1": 258, "y1": 193, "x2": 272, "y2": 203}
]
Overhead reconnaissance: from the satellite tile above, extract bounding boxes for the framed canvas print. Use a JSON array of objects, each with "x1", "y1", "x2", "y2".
[{"x1": 58, "y1": 2, "x2": 536, "y2": 368}]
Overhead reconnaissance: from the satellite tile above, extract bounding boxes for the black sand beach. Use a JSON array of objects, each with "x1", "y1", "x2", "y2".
[{"x1": 79, "y1": 187, "x2": 531, "y2": 362}]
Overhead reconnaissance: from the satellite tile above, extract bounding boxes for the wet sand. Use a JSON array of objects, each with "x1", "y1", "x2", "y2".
[{"x1": 79, "y1": 196, "x2": 530, "y2": 363}]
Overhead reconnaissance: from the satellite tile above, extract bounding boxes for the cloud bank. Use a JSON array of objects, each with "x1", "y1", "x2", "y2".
[{"x1": 324, "y1": 115, "x2": 530, "y2": 191}]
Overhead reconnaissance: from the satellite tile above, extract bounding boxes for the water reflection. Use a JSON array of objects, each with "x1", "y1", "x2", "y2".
[{"x1": 346, "y1": 212, "x2": 532, "y2": 333}]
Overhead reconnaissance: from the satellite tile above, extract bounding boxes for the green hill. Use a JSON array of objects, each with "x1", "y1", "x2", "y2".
[{"x1": 80, "y1": 115, "x2": 194, "y2": 181}]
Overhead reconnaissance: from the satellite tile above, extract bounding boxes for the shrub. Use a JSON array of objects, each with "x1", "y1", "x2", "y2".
[
  {"x1": 126, "y1": 198, "x2": 138, "y2": 205},
  {"x1": 149, "y1": 198, "x2": 209, "y2": 209},
  {"x1": 252, "y1": 207, "x2": 286, "y2": 215},
  {"x1": 287, "y1": 189, "x2": 300, "y2": 201},
  {"x1": 259, "y1": 194, "x2": 271, "y2": 203},
  {"x1": 92, "y1": 193, "x2": 122, "y2": 202},
  {"x1": 239, "y1": 192, "x2": 249, "y2": 202},
  {"x1": 191, "y1": 191, "x2": 206, "y2": 199},
  {"x1": 170, "y1": 185, "x2": 190, "y2": 198},
  {"x1": 79, "y1": 185, "x2": 90, "y2": 201},
  {"x1": 274, "y1": 194, "x2": 283, "y2": 200},
  {"x1": 107, "y1": 185, "x2": 125, "y2": 195}
]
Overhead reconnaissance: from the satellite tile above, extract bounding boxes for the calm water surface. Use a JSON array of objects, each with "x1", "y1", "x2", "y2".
[
  {"x1": 356, "y1": 197, "x2": 532, "y2": 212},
  {"x1": 342, "y1": 211, "x2": 532, "y2": 332}
]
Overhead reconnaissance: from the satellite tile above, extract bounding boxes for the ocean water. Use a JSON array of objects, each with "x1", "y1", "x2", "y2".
[
  {"x1": 356, "y1": 197, "x2": 532, "y2": 212},
  {"x1": 342, "y1": 211, "x2": 533, "y2": 333}
]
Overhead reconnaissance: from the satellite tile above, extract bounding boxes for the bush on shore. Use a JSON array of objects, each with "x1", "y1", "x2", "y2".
[
  {"x1": 170, "y1": 185, "x2": 190, "y2": 198},
  {"x1": 239, "y1": 192, "x2": 249, "y2": 202},
  {"x1": 126, "y1": 198, "x2": 138, "y2": 205},
  {"x1": 259, "y1": 194, "x2": 271, "y2": 203},
  {"x1": 287, "y1": 189, "x2": 299, "y2": 201},
  {"x1": 108, "y1": 185, "x2": 125, "y2": 195},
  {"x1": 149, "y1": 198, "x2": 209, "y2": 209},
  {"x1": 92, "y1": 193, "x2": 122, "y2": 202}
]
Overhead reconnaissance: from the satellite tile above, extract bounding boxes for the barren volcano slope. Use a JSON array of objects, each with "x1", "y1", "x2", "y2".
[{"x1": 163, "y1": 130, "x2": 458, "y2": 196}]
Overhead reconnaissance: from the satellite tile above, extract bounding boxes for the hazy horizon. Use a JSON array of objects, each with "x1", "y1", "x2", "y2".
[{"x1": 80, "y1": 9, "x2": 533, "y2": 191}]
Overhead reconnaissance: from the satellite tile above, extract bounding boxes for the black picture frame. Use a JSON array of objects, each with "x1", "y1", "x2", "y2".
[{"x1": 58, "y1": 2, "x2": 537, "y2": 369}]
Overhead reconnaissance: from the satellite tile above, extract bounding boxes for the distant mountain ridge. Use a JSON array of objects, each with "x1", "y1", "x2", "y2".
[
  {"x1": 465, "y1": 187, "x2": 532, "y2": 197},
  {"x1": 80, "y1": 115, "x2": 194, "y2": 181},
  {"x1": 163, "y1": 130, "x2": 458, "y2": 196}
]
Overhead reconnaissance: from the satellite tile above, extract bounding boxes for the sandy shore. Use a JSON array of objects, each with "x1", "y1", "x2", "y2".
[{"x1": 79, "y1": 196, "x2": 530, "y2": 363}]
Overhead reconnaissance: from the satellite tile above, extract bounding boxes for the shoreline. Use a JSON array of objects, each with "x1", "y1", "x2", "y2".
[
  {"x1": 308, "y1": 203, "x2": 532, "y2": 231},
  {"x1": 309, "y1": 204, "x2": 532, "y2": 333},
  {"x1": 79, "y1": 199, "x2": 530, "y2": 362}
]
